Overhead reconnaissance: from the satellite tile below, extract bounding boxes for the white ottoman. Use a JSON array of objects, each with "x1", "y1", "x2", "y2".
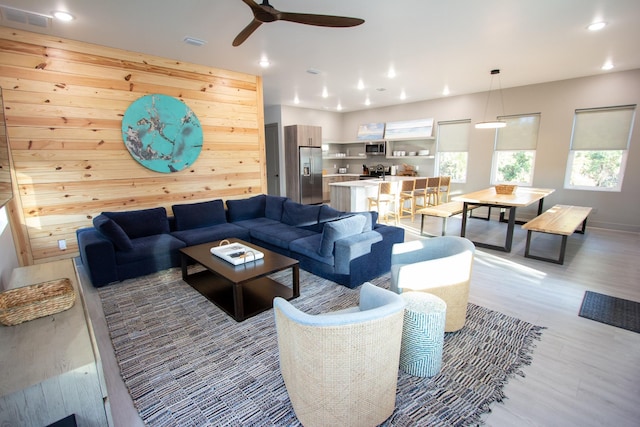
[{"x1": 399, "y1": 292, "x2": 447, "y2": 377}]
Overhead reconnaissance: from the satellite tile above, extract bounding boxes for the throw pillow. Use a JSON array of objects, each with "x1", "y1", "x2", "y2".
[
  {"x1": 345, "y1": 211, "x2": 377, "y2": 232},
  {"x1": 318, "y1": 214, "x2": 366, "y2": 257},
  {"x1": 93, "y1": 214, "x2": 133, "y2": 251},
  {"x1": 172, "y1": 199, "x2": 226, "y2": 231}
]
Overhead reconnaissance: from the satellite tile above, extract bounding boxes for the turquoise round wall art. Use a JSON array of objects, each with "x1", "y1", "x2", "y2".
[{"x1": 121, "y1": 94, "x2": 203, "y2": 173}]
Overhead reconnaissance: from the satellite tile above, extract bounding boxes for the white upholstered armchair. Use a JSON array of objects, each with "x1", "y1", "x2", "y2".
[
  {"x1": 391, "y1": 236, "x2": 475, "y2": 332},
  {"x1": 273, "y1": 282, "x2": 406, "y2": 427}
]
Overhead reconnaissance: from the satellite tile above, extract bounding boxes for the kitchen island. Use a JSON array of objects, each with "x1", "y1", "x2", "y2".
[
  {"x1": 329, "y1": 176, "x2": 416, "y2": 212},
  {"x1": 322, "y1": 173, "x2": 360, "y2": 202}
]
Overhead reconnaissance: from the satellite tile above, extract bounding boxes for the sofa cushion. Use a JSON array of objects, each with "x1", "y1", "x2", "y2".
[
  {"x1": 232, "y1": 217, "x2": 281, "y2": 230},
  {"x1": 318, "y1": 204, "x2": 344, "y2": 223},
  {"x1": 114, "y1": 234, "x2": 186, "y2": 264},
  {"x1": 103, "y1": 207, "x2": 170, "y2": 239},
  {"x1": 347, "y1": 211, "x2": 378, "y2": 232},
  {"x1": 93, "y1": 214, "x2": 133, "y2": 251},
  {"x1": 265, "y1": 195, "x2": 288, "y2": 221},
  {"x1": 319, "y1": 215, "x2": 367, "y2": 257},
  {"x1": 226, "y1": 195, "x2": 266, "y2": 222},
  {"x1": 289, "y1": 234, "x2": 334, "y2": 266},
  {"x1": 171, "y1": 223, "x2": 250, "y2": 246},
  {"x1": 250, "y1": 223, "x2": 317, "y2": 249},
  {"x1": 281, "y1": 200, "x2": 321, "y2": 227},
  {"x1": 172, "y1": 199, "x2": 226, "y2": 231}
]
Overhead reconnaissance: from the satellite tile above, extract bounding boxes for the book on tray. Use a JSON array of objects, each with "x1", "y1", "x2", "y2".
[{"x1": 210, "y1": 242, "x2": 264, "y2": 265}]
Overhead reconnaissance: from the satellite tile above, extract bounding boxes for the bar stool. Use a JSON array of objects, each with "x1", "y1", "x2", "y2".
[
  {"x1": 438, "y1": 176, "x2": 451, "y2": 204},
  {"x1": 368, "y1": 180, "x2": 402, "y2": 224},
  {"x1": 398, "y1": 178, "x2": 417, "y2": 221},
  {"x1": 411, "y1": 177, "x2": 428, "y2": 211},
  {"x1": 425, "y1": 176, "x2": 442, "y2": 206}
]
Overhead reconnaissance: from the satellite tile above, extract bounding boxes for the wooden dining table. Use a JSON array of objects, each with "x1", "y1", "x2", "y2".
[{"x1": 453, "y1": 187, "x2": 555, "y2": 252}]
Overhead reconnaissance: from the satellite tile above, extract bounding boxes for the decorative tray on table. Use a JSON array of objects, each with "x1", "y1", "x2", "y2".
[{"x1": 210, "y1": 241, "x2": 264, "y2": 265}]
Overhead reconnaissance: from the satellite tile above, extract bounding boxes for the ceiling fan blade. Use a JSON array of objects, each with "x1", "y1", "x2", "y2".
[
  {"x1": 278, "y1": 12, "x2": 364, "y2": 27},
  {"x1": 233, "y1": 19, "x2": 263, "y2": 46},
  {"x1": 241, "y1": 0, "x2": 264, "y2": 14}
]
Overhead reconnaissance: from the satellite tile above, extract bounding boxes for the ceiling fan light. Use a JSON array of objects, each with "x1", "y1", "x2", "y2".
[{"x1": 475, "y1": 121, "x2": 507, "y2": 129}]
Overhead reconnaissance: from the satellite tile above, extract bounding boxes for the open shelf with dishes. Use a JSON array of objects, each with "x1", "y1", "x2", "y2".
[
  {"x1": 322, "y1": 139, "x2": 370, "y2": 160},
  {"x1": 386, "y1": 137, "x2": 435, "y2": 159}
]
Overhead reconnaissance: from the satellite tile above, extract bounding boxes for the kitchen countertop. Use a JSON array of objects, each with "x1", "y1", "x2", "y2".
[
  {"x1": 329, "y1": 176, "x2": 416, "y2": 187},
  {"x1": 323, "y1": 173, "x2": 361, "y2": 178}
]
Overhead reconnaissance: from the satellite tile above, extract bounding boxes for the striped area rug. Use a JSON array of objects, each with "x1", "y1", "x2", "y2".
[{"x1": 98, "y1": 267, "x2": 544, "y2": 426}]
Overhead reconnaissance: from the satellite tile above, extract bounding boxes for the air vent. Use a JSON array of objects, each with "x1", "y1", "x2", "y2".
[{"x1": 0, "y1": 5, "x2": 51, "y2": 28}]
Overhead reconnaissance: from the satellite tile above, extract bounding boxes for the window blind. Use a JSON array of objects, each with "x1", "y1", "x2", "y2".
[
  {"x1": 571, "y1": 105, "x2": 635, "y2": 150},
  {"x1": 437, "y1": 120, "x2": 470, "y2": 152},
  {"x1": 495, "y1": 113, "x2": 540, "y2": 150}
]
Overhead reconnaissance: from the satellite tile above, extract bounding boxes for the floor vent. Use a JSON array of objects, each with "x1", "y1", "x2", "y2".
[{"x1": 0, "y1": 5, "x2": 51, "y2": 28}]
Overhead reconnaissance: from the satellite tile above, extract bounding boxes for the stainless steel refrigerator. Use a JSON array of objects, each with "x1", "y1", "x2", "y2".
[{"x1": 299, "y1": 146, "x2": 323, "y2": 204}]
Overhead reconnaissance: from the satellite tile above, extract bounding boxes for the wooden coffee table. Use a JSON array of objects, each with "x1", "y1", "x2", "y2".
[{"x1": 179, "y1": 239, "x2": 299, "y2": 322}]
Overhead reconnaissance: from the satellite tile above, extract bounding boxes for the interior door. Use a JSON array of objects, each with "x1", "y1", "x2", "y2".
[{"x1": 265, "y1": 123, "x2": 280, "y2": 196}]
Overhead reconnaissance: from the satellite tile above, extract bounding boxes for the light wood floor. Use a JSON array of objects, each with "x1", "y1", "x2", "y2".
[{"x1": 79, "y1": 211, "x2": 640, "y2": 427}]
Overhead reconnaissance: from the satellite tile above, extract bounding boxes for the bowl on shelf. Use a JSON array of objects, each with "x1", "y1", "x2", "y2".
[
  {"x1": 408, "y1": 151, "x2": 417, "y2": 156},
  {"x1": 418, "y1": 150, "x2": 430, "y2": 156}
]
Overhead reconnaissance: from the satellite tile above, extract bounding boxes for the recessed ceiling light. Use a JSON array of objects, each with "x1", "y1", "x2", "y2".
[
  {"x1": 387, "y1": 67, "x2": 396, "y2": 79},
  {"x1": 52, "y1": 11, "x2": 74, "y2": 21},
  {"x1": 587, "y1": 21, "x2": 607, "y2": 31},
  {"x1": 336, "y1": 103, "x2": 343, "y2": 111},
  {"x1": 294, "y1": 95, "x2": 300, "y2": 104},
  {"x1": 364, "y1": 97, "x2": 371, "y2": 106},
  {"x1": 400, "y1": 90, "x2": 407, "y2": 100},
  {"x1": 601, "y1": 61, "x2": 614, "y2": 70},
  {"x1": 442, "y1": 86, "x2": 451, "y2": 96},
  {"x1": 322, "y1": 87, "x2": 328, "y2": 98},
  {"x1": 357, "y1": 79, "x2": 364, "y2": 90},
  {"x1": 259, "y1": 58, "x2": 270, "y2": 68}
]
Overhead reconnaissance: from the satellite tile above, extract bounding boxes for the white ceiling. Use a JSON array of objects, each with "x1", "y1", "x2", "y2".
[{"x1": 1, "y1": 0, "x2": 639, "y2": 113}]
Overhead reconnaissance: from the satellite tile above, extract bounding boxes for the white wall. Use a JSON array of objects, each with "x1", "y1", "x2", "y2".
[
  {"x1": 269, "y1": 70, "x2": 640, "y2": 231},
  {"x1": 338, "y1": 69, "x2": 640, "y2": 232}
]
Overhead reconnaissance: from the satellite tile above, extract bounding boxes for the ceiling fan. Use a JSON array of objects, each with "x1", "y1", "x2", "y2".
[{"x1": 233, "y1": 0, "x2": 365, "y2": 47}]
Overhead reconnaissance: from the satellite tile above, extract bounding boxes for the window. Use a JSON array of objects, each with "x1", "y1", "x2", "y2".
[
  {"x1": 491, "y1": 113, "x2": 540, "y2": 186},
  {"x1": 436, "y1": 119, "x2": 470, "y2": 182},
  {"x1": 565, "y1": 105, "x2": 635, "y2": 191}
]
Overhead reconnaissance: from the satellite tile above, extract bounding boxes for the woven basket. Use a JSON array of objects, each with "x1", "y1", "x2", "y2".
[
  {"x1": 0, "y1": 278, "x2": 76, "y2": 326},
  {"x1": 495, "y1": 184, "x2": 517, "y2": 194}
]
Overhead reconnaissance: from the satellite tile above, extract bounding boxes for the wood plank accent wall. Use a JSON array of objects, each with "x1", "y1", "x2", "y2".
[{"x1": 0, "y1": 27, "x2": 266, "y2": 266}]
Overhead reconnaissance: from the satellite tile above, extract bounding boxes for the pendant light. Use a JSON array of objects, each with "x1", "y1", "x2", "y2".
[{"x1": 475, "y1": 69, "x2": 507, "y2": 129}]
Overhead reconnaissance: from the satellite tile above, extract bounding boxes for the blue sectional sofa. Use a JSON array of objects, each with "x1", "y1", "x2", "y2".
[{"x1": 77, "y1": 194, "x2": 405, "y2": 289}]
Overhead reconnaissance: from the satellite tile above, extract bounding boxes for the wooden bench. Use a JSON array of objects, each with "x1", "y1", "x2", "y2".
[
  {"x1": 522, "y1": 204, "x2": 592, "y2": 264},
  {"x1": 417, "y1": 201, "x2": 466, "y2": 237}
]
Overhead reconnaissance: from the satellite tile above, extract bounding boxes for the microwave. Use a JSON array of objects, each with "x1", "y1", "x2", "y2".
[{"x1": 365, "y1": 142, "x2": 385, "y2": 155}]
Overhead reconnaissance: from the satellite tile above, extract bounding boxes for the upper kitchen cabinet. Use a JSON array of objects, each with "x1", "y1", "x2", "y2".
[{"x1": 285, "y1": 125, "x2": 322, "y2": 148}]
